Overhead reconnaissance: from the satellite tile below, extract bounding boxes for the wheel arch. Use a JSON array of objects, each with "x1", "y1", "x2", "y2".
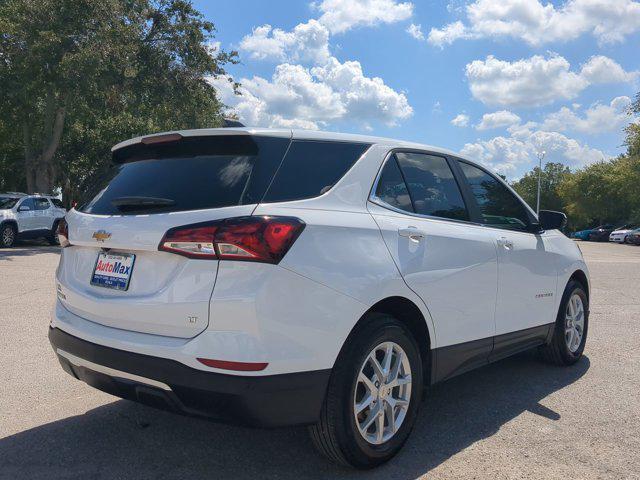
[
  {"x1": 569, "y1": 269, "x2": 589, "y2": 300},
  {"x1": 345, "y1": 296, "x2": 432, "y2": 387},
  {"x1": 0, "y1": 219, "x2": 18, "y2": 232}
]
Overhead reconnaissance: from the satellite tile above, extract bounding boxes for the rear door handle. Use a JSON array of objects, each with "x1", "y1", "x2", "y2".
[
  {"x1": 497, "y1": 237, "x2": 514, "y2": 249},
  {"x1": 398, "y1": 227, "x2": 426, "y2": 242}
]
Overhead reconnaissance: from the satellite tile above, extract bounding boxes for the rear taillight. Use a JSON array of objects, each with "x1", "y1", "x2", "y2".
[
  {"x1": 57, "y1": 218, "x2": 70, "y2": 247},
  {"x1": 158, "y1": 216, "x2": 305, "y2": 264}
]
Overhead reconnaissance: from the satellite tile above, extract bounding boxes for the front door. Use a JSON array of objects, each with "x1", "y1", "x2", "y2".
[
  {"x1": 368, "y1": 151, "x2": 498, "y2": 380},
  {"x1": 15, "y1": 198, "x2": 36, "y2": 231},
  {"x1": 456, "y1": 161, "x2": 558, "y2": 340}
]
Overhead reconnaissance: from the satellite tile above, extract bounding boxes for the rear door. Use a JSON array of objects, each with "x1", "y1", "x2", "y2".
[
  {"x1": 455, "y1": 160, "x2": 558, "y2": 343},
  {"x1": 58, "y1": 133, "x2": 291, "y2": 338},
  {"x1": 368, "y1": 151, "x2": 498, "y2": 379},
  {"x1": 33, "y1": 197, "x2": 53, "y2": 230}
]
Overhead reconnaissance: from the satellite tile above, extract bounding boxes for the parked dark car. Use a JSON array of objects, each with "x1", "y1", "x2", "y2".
[
  {"x1": 627, "y1": 228, "x2": 640, "y2": 245},
  {"x1": 588, "y1": 224, "x2": 616, "y2": 242}
]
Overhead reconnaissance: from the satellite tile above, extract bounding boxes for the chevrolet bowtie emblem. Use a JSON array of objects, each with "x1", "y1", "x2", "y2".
[{"x1": 92, "y1": 230, "x2": 111, "y2": 242}]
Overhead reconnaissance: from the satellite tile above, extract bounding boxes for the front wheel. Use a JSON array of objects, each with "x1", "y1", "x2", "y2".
[
  {"x1": 0, "y1": 223, "x2": 16, "y2": 248},
  {"x1": 540, "y1": 280, "x2": 588, "y2": 365},
  {"x1": 309, "y1": 313, "x2": 423, "y2": 469}
]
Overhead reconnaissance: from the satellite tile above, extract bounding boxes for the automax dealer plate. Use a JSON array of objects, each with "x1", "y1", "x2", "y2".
[{"x1": 90, "y1": 252, "x2": 136, "y2": 291}]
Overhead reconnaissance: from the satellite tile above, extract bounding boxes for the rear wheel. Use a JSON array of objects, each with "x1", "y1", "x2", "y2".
[
  {"x1": 309, "y1": 313, "x2": 423, "y2": 469},
  {"x1": 0, "y1": 223, "x2": 16, "y2": 248},
  {"x1": 48, "y1": 220, "x2": 60, "y2": 245},
  {"x1": 540, "y1": 280, "x2": 588, "y2": 366}
]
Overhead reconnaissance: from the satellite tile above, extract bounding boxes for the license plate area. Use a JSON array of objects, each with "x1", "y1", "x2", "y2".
[{"x1": 91, "y1": 252, "x2": 136, "y2": 291}]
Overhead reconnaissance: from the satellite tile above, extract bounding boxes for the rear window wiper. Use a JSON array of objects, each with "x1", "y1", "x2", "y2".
[{"x1": 111, "y1": 196, "x2": 176, "y2": 212}]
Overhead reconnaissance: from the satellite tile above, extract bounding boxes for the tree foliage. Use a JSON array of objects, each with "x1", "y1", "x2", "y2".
[
  {"x1": 0, "y1": 0, "x2": 238, "y2": 198},
  {"x1": 512, "y1": 97, "x2": 640, "y2": 231}
]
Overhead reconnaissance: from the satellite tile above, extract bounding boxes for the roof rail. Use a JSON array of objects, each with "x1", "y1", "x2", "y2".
[{"x1": 222, "y1": 118, "x2": 245, "y2": 128}]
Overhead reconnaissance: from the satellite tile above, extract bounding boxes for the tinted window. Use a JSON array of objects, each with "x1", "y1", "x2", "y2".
[
  {"x1": 459, "y1": 162, "x2": 531, "y2": 231},
  {"x1": 374, "y1": 157, "x2": 413, "y2": 212},
  {"x1": 80, "y1": 136, "x2": 289, "y2": 215},
  {"x1": 0, "y1": 197, "x2": 19, "y2": 209},
  {"x1": 34, "y1": 198, "x2": 50, "y2": 210},
  {"x1": 263, "y1": 141, "x2": 370, "y2": 203},
  {"x1": 395, "y1": 153, "x2": 469, "y2": 221},
  {"x1": 18, "y1": 198, "x2": 35, "y2": 210},
  {"x1": 50, "y1": 198, "x2": 64, "y2": 208}
]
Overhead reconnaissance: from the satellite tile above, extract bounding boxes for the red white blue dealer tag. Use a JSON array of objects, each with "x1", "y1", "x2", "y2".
[{"x1": 91, "y1": 252, "x2": 136, "y2": 291}]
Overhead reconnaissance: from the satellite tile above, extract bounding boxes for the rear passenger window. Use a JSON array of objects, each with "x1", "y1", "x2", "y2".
[
  {"x1": 374, "y1": 157, "x2": 413, "y2": 212},
  {"x1": 263, "y1": 141, "x2": 370, "y2": 203},
  {"x1": 34, "y1": 198, "x2": 50, "y2": 210},
  {"x1": 458, "y1": 161, "x2": 531, "y2": 231},
  {"x1": 51, "y1": 198, "x2": 64, "y2": 208},
  {"x1": 394, "y1": 153, "x2": 469, "y2": 221}
]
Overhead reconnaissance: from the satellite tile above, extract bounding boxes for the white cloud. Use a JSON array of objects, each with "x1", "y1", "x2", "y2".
[
  {"x1": 451, "y1": 113, "x2": 470, "y2": 127},
  {"x1": 209, "y1": 58, "x2": 412, "y2": 130},
  {"x1": 579, "y1": 55, "x2": 639, "y2": 84},
  {"x1": 476, "y1": 110, "x2": 521, "y2": 130},
  {"x1": 429, "y1": 0, "x2": 640, "y2": 47},
  {"x1": 311, "y1": 57, "x2": 413, "y2": 125},
  {"x1": 239, "y1": 20, "x2": 330, "y2": 63},
  {"x1": 406, "y1": 23, "x2": 425, "y2": 40},
  {"x1": 316, "y1": 0, "x2": 414, "y2": 34},
  {"x1": 427, "y1": 21, "x2": 469, "y2": 46},
  {"x1": 465, "y1": 53, "x2": 637, "y2": 107},
  {"x1": 541, "y1": 96, "x2": 633, "y2": 134},
  {"x1": 461, "y1": 126, "x2": 606, "y2": 175}
]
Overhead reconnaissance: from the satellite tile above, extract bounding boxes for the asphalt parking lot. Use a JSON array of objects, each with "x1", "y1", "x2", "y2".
[{"x1": 1, "y1": 240, "x2": 639, "y2": 479}]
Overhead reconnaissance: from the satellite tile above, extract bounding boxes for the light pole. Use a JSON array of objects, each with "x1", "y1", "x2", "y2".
[{"x1": 536, "y1": 150, "x2": 546, "y2": 216}]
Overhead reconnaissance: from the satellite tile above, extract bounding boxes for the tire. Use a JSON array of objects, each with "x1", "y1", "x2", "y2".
[
  {"x1": 309, "y1": 313, "x2": 423, "y2": 469},
  {"x1": 48, "y1": 220, "x2": 60, "y2": 245},
  {"x1": 539, "y1": 280, "x2": 588, "y2": 366},
  {"x1": 0, "y1": 223, "x2": 17, "y2": 248}
]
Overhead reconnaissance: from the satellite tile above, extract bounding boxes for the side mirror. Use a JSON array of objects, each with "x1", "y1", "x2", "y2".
[
  {"x1": 18, "y1": 205, "x2": 31, "y2": 212},
  {"x1": 539, "y1": 210, "x2": 567, "y2": 231}
]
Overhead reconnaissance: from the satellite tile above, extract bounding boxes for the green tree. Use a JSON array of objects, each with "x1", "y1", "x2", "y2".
[
  {"x1": 0, "y1": 0, "x2": 238, "y2": 194},
  {"x1": 624, "y1": 93, "x2": 640, "y2": 157},
  {"x1": 559, "y1": 155, "x2": 640, "y2": 229},
  {"x1": 512, "y1": 162, "x2": 570, "y2": 213}
]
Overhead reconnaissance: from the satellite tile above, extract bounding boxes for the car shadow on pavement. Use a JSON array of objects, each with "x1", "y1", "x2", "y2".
[
  {"x1": 0, "y1": 241, "x2": 59, "y2": 259},
  {"x1": 0, "y1": 352, "x2": 589, "y2": 480}
]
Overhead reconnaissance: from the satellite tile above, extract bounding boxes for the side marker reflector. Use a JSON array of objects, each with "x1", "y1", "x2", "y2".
[{"x1": 196, "y1": 358, "x2": 268, "y2": 372}]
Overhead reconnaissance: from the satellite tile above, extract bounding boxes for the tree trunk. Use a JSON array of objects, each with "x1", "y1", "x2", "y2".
[{"x1": 22, "y1": 97, "x2": 66, "y2": 193}]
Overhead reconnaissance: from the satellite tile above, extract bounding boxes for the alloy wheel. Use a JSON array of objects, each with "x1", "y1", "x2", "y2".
[
  {"x1": 353, "y1": 341, "x2": 412, "y2": 445},
  {"x1": 565, "y1": 293, "x2": 585, "y2": 353},
  {"x1": 2, "y1": 226, "x2": 14, "y2": 247}
]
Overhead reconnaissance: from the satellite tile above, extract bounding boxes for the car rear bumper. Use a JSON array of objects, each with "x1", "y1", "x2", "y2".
[{"x1": 49, "y1": 327, "x2": 330, "y2": 428}]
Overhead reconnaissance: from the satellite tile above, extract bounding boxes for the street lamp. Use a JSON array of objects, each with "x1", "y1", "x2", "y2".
[{"x1": 536, "y1": 150, "x2": 546, "y2": 216}]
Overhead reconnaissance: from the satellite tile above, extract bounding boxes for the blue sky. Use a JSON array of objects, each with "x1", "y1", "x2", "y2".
[{"x1": 194, "y1": 0, "x2": 640, "y2": 180}]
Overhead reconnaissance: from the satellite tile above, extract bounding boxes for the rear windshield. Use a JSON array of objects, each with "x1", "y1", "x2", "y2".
[{"x1": 80, "y1": 136, "x2": 289, "y2": 215}]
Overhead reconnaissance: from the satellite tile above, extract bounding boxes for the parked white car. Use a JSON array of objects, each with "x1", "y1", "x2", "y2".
[
  {"x1": 0, "y1": 193, "x2": 66, "y2": 247},
  {"x1": 49, "y1": 129, "x2": 590, "y2": 468},
  {"x1": 609, "y1": 224, "x2": 638, "y2": 243}
]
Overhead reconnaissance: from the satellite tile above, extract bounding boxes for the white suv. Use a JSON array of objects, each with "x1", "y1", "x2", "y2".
[
  {"x1": 49, "y1": 129, "x2": 589, "y2": 468},
  {"x1": 0, "y1": 193, "x2": 66, "y2": 247}
]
